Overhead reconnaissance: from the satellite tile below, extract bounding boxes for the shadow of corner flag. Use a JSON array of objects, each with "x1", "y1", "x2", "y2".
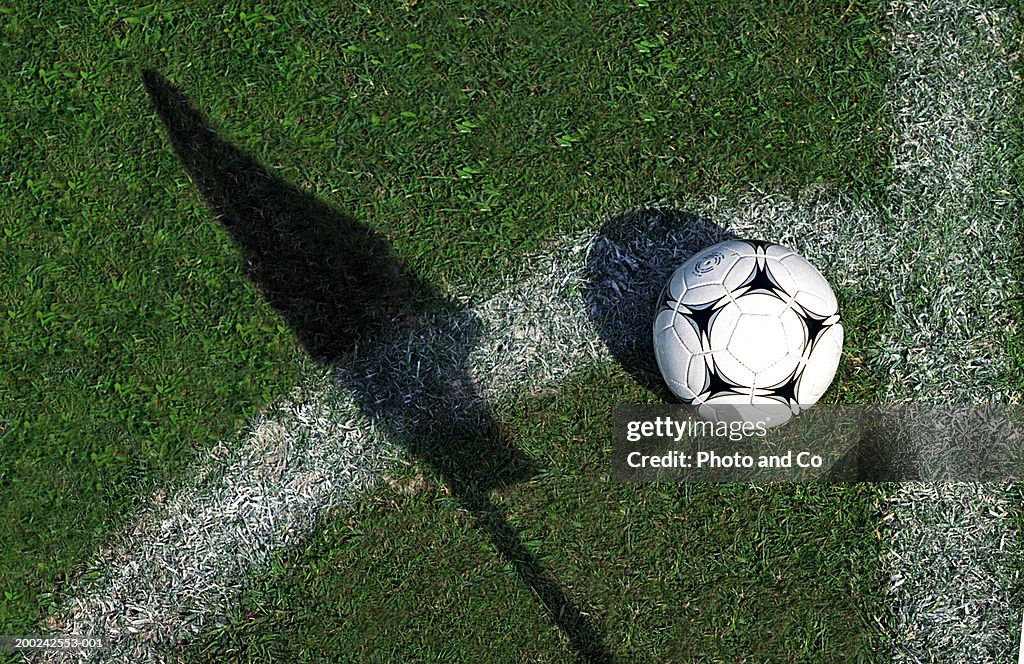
[
  {"x1": 141, "y1": 69, "x2": 615, "y2": 663},
  {"x1": 141, "y1": 68, "x2": 417, "y2": 362}
]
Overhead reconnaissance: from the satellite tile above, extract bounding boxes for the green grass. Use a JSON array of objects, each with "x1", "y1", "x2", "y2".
[
  {"x1": 188, "y1": 366, "x2": 887, "y2": 662},
  {"x1": 1, "y1": 0, "x2": 889, "y2": 292},
  {"x1": 1, "y1": 0, "x2": 891, "y2": 657},
  {"x1": 828, "y1": 288, "x2": 890, "y2": 404}
]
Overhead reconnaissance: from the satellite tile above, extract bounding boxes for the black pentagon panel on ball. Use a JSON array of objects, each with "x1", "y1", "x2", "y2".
[
  {"x1": 656, "y1": 283, "x2": 676, "y2": 313},
  {"x1": 762, "y1": 367, "x2": 800, "y2": 406},
  {"x1": 678, "y1": 300, "x2": 721, "y2": 339},
  {"x1": 799, "y1": 309, "x2": 830, "y2": 349},
  {"x1": 703, "y1": 359, "x2": 747, "y2": 400},
  {"x1": 736, "y1": 259, "x2": 790, "y2": 301}
]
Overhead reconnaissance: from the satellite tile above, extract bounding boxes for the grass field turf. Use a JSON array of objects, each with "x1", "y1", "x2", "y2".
[{"x1": 0, "y1": 0, "x2": 971, "y2": 661}]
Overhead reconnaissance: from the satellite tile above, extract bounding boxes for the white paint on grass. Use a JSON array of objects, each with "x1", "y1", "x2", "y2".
[
  {"x1": 879, "y1": 2, "x2": 1021, "y2": 661},
  {"x1": 35, "y1": 377, "x2": 398, "y2": 661}
]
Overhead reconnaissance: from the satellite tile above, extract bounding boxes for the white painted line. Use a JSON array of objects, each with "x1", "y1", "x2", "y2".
[
  {"x1": 31, "y1": 192, "x2": 887, "y2": 664},
  {"x1": 880, "y1": 1, "x2": 1021, "y2": 660}
]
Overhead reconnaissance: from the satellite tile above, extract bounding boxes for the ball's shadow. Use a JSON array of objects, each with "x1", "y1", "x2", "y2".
[{"x1": 584, "y1": 207, "x2": 736, "y2": 394}]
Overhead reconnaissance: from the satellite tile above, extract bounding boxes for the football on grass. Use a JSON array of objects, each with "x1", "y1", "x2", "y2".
[{"x1": 653, "y1": 239, "x2": 843, "y2": 427}]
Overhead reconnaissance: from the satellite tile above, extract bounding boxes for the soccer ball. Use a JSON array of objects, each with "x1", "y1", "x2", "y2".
[{"x1": 653, "y1": 239, "x2": 843, "y2": 427}]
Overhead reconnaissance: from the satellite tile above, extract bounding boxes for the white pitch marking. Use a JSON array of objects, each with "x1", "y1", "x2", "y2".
[{"x1": 879, "y1": 2, "x2": 1021, "y2": 661}]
